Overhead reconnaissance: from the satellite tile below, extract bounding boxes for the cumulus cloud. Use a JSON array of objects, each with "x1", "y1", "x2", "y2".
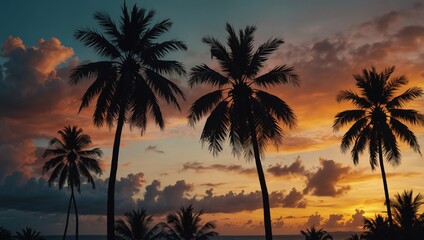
[
  {"x1": 305, "y1": 213, "x2": 323, "y2": 227},
  {"x1": 303, "y1": 158, "x2": 351, "y2": 197},
  {"x1": 267, "y1": 157, "x2": 306, "y2": 178},
  {"x1": 323, "y1": 214, "x2": 344, "y2": 228},
  {"x1": 0, "y1": 171, "x2": 144, "y2": 215}
]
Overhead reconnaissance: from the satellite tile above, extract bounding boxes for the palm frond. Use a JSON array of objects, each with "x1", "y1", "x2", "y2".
[
  {"x1": 145, "y1": 59, "x2": 186, "y2": 76},
  {"x1": 255, "y1": 90, "x2": 297, "y2": 128},
  {"x1": 333, "y1": 109, "x2": 366, "y2": 131},
  {"x1": 246, "y1": 38, "x2": 284, "y2": 77},
  {"x1": 387, "y1": 87, "x2": 424, "y2": 108},
  {"x1": 390, "y1": 117, "x2": 421, "y2": 154},
  {"x1": 75, "y1": 28, "x2": 121, "y2": 59},
  {"x1": 254, "y1": 65, "x2": 299, "y2": 87},
  {"x1": 144, "y1": 69, "x2": 185, "y2": 109},
  {"x1": 188, "y1": 90, "x2": 224, "y2": 125},
  {"x1": 200, "y1": 101, "x2": 229, "y2": 156},
  {"x1": 189, "y1": 64, "x2": 230, "y2": 87},
  {"x1": 336, "y1": 90, "x2": 371, "y2": 108}
]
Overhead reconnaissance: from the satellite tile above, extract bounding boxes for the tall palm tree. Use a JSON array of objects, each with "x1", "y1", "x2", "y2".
[
  {"x1": 164, "y1": 205, "x2": 218, "y2": 240},
  {"x1": 70, "y1": 3, "x2": 186, "y2": 239},
  {"x1": 16, "y1": 227, "x2": 45, "y2": 240},
  {"x1": 43, "y1": 125, "x2": 103, "y2": 240},
  {"x1": 188, "y1": 23, "x2": 298, "y2": 239},
  {"x1": 362, "y1": 215, "x2": 390, "y2": 240},
  {"x1": 392, "y1": 190, "x2": 423, "y2": 239},
  {"x1": 300, "y1": 226, "x2": 333, "y2": 240},
  {"x1": 333, "y1": 66, "x2": 424, "y2": 231},
  {"x1": 115, "y1": 208, "x2": 163, "y2": 240}
]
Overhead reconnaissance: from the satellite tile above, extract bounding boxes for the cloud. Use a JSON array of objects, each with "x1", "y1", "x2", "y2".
[
  {"x1": 272, "y1": 216, "x2": 285, "y2": 228},
  {"x1": 181, "y1": 161, "x2": 256, "y2": 175},
  {"x1": 303, "y1": 158, "x2": 351, "y2": 197},
  {"x1": 145, "y1": 145, "x2": 165, "y2": 154},
  {"x1": 345, "y1": 209, "x2": 366, "y2": 229},
  {"x1": 323, "y1": 214, "x2": 344, "y2": 228},
  {"x1": 281, "y1": 188, "x2": 307, "y2": 208},
  {"x1": 0, "y1": 171, "x2": 144, "y2": 215},
  {"x1": 267, "y1": 157, "x2": 307, "y2": 178},
  {"x1": 305, "y1": 212, "x2": 323, "y2": 227}
]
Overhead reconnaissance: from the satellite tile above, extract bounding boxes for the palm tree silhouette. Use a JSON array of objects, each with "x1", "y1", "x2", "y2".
[
  {"x1": 392, "y1": 190, "x2": 423, "y2": 239},
  {"x1": 70, "y1": 3, "x2": 186, "y2": 239},
  {"x1": 42, "y1": 125, "x2": 102, "y2": 240},
  {"x1": 300, "y1": 226, "x2": 333, "y2": 240},
  {"x1": 16, "y1": 227, "x2": 45, "y2": 240},
  {"x1": 362, "y1": 215, "x2": 390, "y2": 240},
  {"x1": 0, "y1": 226, "x2": 12, "y2": 240},
  {"x1": 115, "y1": 208, "x2": 163, "y2": 240},
  {"x1": 164, "y1": 205, "x2": 218, "y2": 240},
  {"x1": 333, "y1": 66, "x2": 424, "y2": 231},
  {"x1": 187, "y1": 23, "x2": 297, "y2": 239}
]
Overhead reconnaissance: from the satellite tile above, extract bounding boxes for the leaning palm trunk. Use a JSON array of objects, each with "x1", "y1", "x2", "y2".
[
  {"x1": 71, "y1": 186, "x2": 79, "y2": 240},
  {"x1": 107, "y1": 107, "x2": 125, "y2": 240},
  {"x1": 63, "y1": 193, "x2": 72, "y2": 240},
  {"x1": 248, "y1": 111, "x2": 273, "y2": 239},
  {"x1": 378, "y1": 138, "x2": 394, "y2": 235}
]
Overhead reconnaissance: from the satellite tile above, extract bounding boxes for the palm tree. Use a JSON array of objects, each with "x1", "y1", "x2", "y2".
[
  {"x1": 164, "y1": 205, "x2": 218, "y2": 240},
  {"x1": 43, "y1": 125, "x2": 103, "y2": 240},
  {"x1": 0, "y1": 226, "x2": 12, "y2": 240},
  {"x1": 188, "y1": 23, "x2": 297, "y2": 239},
  {"x1": 300, "y1": 226, "x2": 333, "y2": 240},
  {"x1": 16, "y1": 227, "x2": 45, "y2": 240},
  {"x1": 333, "y1": 66, "x2": 424, "y2": 231},
  {"x1": 362, "y1": 215, "x2": 390, "y2": 240},
  {"x1": 392, "y1": 190, "x2": 423, "y2": 239},
  {"x1": 115, "y1": 208, "x2": 163, "y2": 240},
  {"x1": 70, "y1": 4, "x2": 186, "y2": 239},
  {"x1": 345, "y1": 233, "x2": 363, "y2": 240}
]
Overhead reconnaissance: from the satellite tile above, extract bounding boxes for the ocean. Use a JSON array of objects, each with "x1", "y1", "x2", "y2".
[{"x1": 41, "y1": 232, "x2": 355, "y2": 240}]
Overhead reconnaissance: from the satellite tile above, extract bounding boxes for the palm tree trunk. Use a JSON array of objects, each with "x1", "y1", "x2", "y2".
[
  {"x1": 378, "y1": 138, "x2": 394, "y2": 235},
  {"x1": 107, "y1": 105, "x2": 126, "y2": 240},
  {"x1": 63, "y1": 192, "x2": 73, "y2": 240},
  {"x1": 71, "y1": 186, "x2": 79, "y2": 240},
  {"x1": 247, "y1": 111, "x2": 273, "y2": 240}
]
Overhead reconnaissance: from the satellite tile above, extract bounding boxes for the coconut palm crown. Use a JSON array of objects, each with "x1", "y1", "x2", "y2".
[
  {"x1": 300, "y1": 226, "x2": 333, "y2": 240},
  {"x1": 70, "y1": 3, "x2": 186, "y2": 239},
  {"x1": 115, "y1": 208, "x2": 163, "y2": 240},
  {"x1": 164, "y1": 205, "x2": 217, "y2": 240},
  {"x1": 188, "y1": 23, "x2": 298, "y2": 239},
  {"x1": 333, "y1": 66, "x2": 424, "y2": 230}
]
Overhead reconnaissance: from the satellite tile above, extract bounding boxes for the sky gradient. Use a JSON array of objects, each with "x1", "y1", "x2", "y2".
[{"x1": 1, "y1": 0, "x2": 424, "y2": 236}]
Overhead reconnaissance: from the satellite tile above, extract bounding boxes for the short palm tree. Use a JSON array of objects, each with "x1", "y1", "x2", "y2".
[
  {"x1": 392, "y1": 190, "x2": 423, "y2": 239},
  {"x1": 333, "y1": 66, "x2": 424, "y2": 230},
  {"x1": 70, "y1": 4, "x2": 186, "y2": 239},
  {"x1": 0, "y1": 226, "x2": 12, "y2": 240},
  {"x1": 300, "y1": 226, "x2": 333, "y2": 240},
  {"x1": 346, "y1": 233, "x2": 363, "y2": 240},
  {"x1": 43, "y1": 125, "x2": 102, "y2": 240},
  {"x1": 362, "y1": 215, "x2": 390, "y2": 240},
  {"x1": 188, "y1": 23, "x2": 298, "y2": 239},
  {"x1": 164, "y1": 205, "x2": 218, "y2": 240},
  {"x1": 16, "y1": 227, "x2": 45, "y2": 240},
  {"x1": 115, "y1": 208, "x2": 163, "y2": 240}
]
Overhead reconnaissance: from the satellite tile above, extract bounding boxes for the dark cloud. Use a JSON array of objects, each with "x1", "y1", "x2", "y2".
[
  {"x1": 145, "y1": 145, "x2": 165, "y2": 154},
  {"x1": 267, "y1": 157, "x2": 306, "y2": 178},
  {"x1": 181, "y1": 162, "x2": 256, "y2": 175},
  {"x1": 272, "y1": 216, "x2": 284, "y2": 228},
  {"x1": 281, "y1": 188, "x2": 307, "y2": 208},
  {"x1": 303, "y1": 159, "x2": 351, "y2": 197},
  {"x1": 305, "y1": 213, "x2": 323, "y2": 227},
  {"x1": 323, "y1": 214, "x2": 344, "y2": 228},
  {"x1": 0, "y1": 171, "x2": 144, "y2": 215},
  {"x1": 358, "y1": 11, "x2": 404, "y2": 33},
  {"x1": 344, "y1": 209, "x2": 366, "y2": 228},
  {"x1": 199, "y1": 182, "x2": 226, "y2": 187}
]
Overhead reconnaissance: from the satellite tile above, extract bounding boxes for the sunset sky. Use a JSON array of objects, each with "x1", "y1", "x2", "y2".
[{"x1": 1, "y1": 0, "x2": 424, "y2": 236}]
